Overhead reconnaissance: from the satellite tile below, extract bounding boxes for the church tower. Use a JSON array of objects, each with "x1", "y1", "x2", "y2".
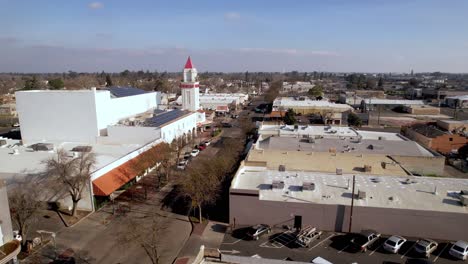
[{"x1": 180, "y1": 56, "x2": 200, "y2": 111}]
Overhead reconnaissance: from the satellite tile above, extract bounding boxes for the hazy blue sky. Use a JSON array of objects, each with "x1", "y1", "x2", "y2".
[{"x1": 1, "y1": 0, "x2": 468, "y2": 72}]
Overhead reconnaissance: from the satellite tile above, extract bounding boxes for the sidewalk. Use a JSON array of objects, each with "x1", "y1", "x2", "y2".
[
  {"x1": 175, "y1": 221, "x2": 227, "y2": 264},
  {"x1": 24, "y1": 176, "x2": 192, "y2": 264}
]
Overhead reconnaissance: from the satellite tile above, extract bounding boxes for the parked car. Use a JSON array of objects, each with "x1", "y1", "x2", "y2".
[
  {"x1": 414, "y1": 239, "x2": 438, "y2": 258},
  {"x1": 221, "y1": 122, "x2": 233, "y2": 128},
  {"x1": 350, "y1": 230, "x2": 381, "y2": 252},
  {"x1": 231, "y1": 114, "x2": 239, "y2": 119},
  {"x1": 449, "y1": 240, "x2": 468, "y2": 260},
  {"x1": 383, "y1": 235, "x2": 407, "y2": 253},
  {"x1": 203, "y1": 140, "x2": 211, "y2": 146},
  {"x1": 246, "y1": 224, "x2": 271, "y2": 240},
  {"x1": 197, "y1": 144, "x2": 206, "y2": 151},
  {"x1": 191, "y1": 149, "x2": 200, "y2": 157},
  {"x1": 183, "y1": 152, "x2": 191, "y2": 160},
  {"x1": 177, "y1": 160, "x2": 188, "y2": 170},
  {"x1": 296, "y1": 226, "x2": 322, "y2": 248}
]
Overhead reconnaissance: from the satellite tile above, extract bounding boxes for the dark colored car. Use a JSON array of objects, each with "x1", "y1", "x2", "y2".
[{"x1": 221, "y1": 122, "x2": 233, "y2": 128}]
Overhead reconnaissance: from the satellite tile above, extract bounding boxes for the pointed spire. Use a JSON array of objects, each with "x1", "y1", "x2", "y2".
[{"x1": 184, "y1": 56, "x2": 194, "y2": 69}]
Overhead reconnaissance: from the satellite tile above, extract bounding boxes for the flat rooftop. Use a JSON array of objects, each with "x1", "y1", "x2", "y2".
[
  {"x1": 362, "y1": 98, "x2": 425, "y2": 105},
  {"x1": 273, "y1": 97, "x2": 352, "y2": 110},
  {"x1": 257, "y1": 136, "x2": 434, "y2": 157},
  {"x1": 232, "y1": 166, "x2": 468, "y2": 214},
  {"x1": 0, "y1": 137, "x2": 154, "y2": 179},
  {"x1": 258, "y1": 125, "x2": 404, "y2": 141}
]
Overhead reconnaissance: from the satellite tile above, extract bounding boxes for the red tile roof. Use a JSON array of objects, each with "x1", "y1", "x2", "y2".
[{"x1": 184, "y1": 56, "x2": 194, "y2": 69}]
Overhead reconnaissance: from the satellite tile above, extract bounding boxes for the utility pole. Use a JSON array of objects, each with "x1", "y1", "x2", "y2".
[
  {"x1": 348, "y1": 175, "x2": 356, "y2": 233},
  {"x1": 377, "y1": 105, "x2": 381, "y2": 126}
]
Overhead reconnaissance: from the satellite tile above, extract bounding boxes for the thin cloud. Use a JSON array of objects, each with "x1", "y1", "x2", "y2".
[
  {"x1": 88, "y1": 2, "x2": 104, "y2": 9},
  {"x1": 225, "y1": 12, "x2": 241, "y2": 20},
  {"x1": 238, "y1": 48, "x2": 339, "y2": 57}
]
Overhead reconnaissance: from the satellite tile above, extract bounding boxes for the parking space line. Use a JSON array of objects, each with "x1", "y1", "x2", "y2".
[
  {"x1": 222, "y1": 238, "x2": 244, "y2": 245},
  {"x1": 369, "y1": 243, "x2": 383, "y2": 256},
  {"x1": 338, "y1": 245, "x2": 349, "y2": 254},
  {"x1": 309, "y1": 233, "x2": 335, "y2": 251},
  {"x1": 433, "y1": 243, "x2": 450, "y2": 262},
  {"x1": 401, "y1": 240, "x2": 419, "y2": 259}
]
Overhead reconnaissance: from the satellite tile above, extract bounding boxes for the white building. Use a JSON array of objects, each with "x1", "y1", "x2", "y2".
[
  {"x1": 16, "y1": 87, "x2": 159, "y2": 144},
  {"x1": 445, "y1": 95, "x2": 468, "y2": 109},
  {"x1": 273, "y1": 97, "x2": 352, "y2": 114},
  {"x1": 181, "y1": 56, "x2": 200, "y2": 111}
]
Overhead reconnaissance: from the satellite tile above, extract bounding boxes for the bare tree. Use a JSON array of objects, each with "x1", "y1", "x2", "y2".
[
  {"x1": 44, "y1": 149, "x2": 96, "y2": 216},
  {"x1": 119, "y1": 215, "x2": 165, "y2": 264},
  {"x1": 8, "y1": 177, "x2": 43, "y2": 247}
]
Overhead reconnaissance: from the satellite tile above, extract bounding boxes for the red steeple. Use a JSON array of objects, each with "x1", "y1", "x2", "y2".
[{"x1": 184, "y1": 56, "x2": 194, "y2": 69}]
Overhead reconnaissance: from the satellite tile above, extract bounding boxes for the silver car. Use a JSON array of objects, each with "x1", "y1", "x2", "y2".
[
  {"x1": 449, "y1": 240, "x2": 468, "y2": 260},
  {"x1": 247, "y1": 224, "x2": 271, "y2": 240},
  {"x1": 414, "y1": 239, "x2": 438, "y2": 258},
  {"x1": 383, "y1": 236, "x2": 407, "y2": 253}
]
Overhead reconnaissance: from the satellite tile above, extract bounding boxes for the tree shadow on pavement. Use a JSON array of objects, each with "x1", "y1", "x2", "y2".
[{"x1": 161, "y1": 184, "x2": 190, "y2": 216}]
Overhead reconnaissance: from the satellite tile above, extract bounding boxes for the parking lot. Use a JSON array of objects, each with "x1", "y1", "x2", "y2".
[{"x1": 220, "y1": 227, "x2": 465, "y2": 263}]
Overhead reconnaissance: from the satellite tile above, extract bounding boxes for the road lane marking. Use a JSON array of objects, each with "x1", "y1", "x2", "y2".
[
  {"x1": 434, "y1": 243, "x2": 450, "y2": 262},
  {"x1": 401, "y1": 240, "x2": 419, "y2": 259},
  {"x1": 222, "y1": 238, "x2": 244, "y2": 245},
  {"x1": 309, "y1": 233, "x2": 335, "y2": 251}
]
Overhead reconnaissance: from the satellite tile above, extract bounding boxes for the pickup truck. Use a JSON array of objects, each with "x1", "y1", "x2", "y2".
[
  {"x1": 295, "y1": 226, "x2": 322, "y2": 248},
  {"x1": 350, "y1": 230, "x2": 381, "y2": 252}
]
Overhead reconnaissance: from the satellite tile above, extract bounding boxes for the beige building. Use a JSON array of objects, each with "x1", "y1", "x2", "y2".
[
  {"x1": 273, "y1": 97, "x2": 352, "y2": 115},
  {"x1": 437, "y1": 120, "x2": 468, "y2": 132},
  {"x1": 0, "y1": 103, "x2": 17, "y2": 117},
  {"x1": 402, "y1": 105, "x2": 440, "y2": 115}
]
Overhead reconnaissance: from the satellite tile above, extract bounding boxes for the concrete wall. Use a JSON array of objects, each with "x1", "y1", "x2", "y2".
[
  {"x1": 94, "y1": 91, "x2": 157, "y2": 131},
  {"x1": 16, "y1": 90, "x2": 157, "y2": 144},
  {"x1": 16, "y1": 90, "x2": 100, "y2": 144},
  {"x1": 0, "y1": 181, "x2": 13, "y2": 245},
  {"x1": 100, "y1": 126, "x2": 161, "y2": 144},
  {"x1": 229, "y1": 190, "x2": 468, "y2": 241},
  {"x1": 402, "y1": 128, "x2": 433, "y2": 149}
]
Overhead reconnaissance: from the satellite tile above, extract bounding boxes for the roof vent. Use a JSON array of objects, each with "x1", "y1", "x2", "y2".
[
  {"x1": 368, "y1": 144, "x2": 384, "y2": 150},
  {"x1": 336, "y1": 168, "x2": 343, "y2": 175},
  {"x1": 357, "y1": 190, "x2": 366, "y2": 199},
  {"x1": 363, "y1": 165, "x2": 372, "y2": 172},
  {"x1": 272, "y1": 181, "x2": 285, "y2": 189},
  {"x1": 279, "y1": 165, "x2": 286, "y2": 172},
  {"x1": 0, "y1": 139, "x2": 6, "y2": 146},
  {"x1": 302, "y1": 182, "x2": 315, "y2": 191}
]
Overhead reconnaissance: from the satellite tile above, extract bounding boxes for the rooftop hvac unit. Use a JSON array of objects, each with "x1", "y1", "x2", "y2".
[
  {"x1": 368, "y1": 144, "x2": 384, "y2": 150},
  {"x1": 460, "y1": 195, "x2": 468, "y2": 206},
  {"x1": 336, "y1": 168, "x2": 343, "y2": 175},
  {"x1": 31, "y1": 143, "x2": 54, "y2": 151},
  {"x1": 364, "y1": 165, "x2": 372, "y2": 172},
  {"x1": 303, "y1": 182, "x2": 315, "y2": 191},
  {"x1": 71, "y1": 146, "x2": 92, "y2": 152},
  {"x1": 272, "y1": 181, "x2": 285, "y2": 189},
  {"x1": 279, "y1": 165, "x2": 286, "y2": 171},
  {"x1": 357, "y1": 190, "x2": 366, "y2": 199},
  {"x1": 0, "y1": 139, "x2": 6, "y2": 146}
]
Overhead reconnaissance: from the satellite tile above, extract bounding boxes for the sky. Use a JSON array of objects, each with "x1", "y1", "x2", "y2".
[{"x1": 1, "y1": 0, "x2": 468, "y2": 73}]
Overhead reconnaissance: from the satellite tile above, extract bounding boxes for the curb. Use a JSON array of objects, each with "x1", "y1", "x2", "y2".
[{"x1": 57, "y1": 210, "x2": 93, "y2": 228}]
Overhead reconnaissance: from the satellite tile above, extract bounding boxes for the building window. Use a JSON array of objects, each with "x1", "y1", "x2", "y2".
[{"x1": 449, "y1": 138, "x2": 453, "y2": 141}]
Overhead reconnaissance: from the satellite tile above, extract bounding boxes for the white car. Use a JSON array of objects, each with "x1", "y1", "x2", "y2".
[
  {"x1": 449, "y1": 240, "x2": 468, "y2": 260},
  {"x1": 177, "y1": 160, "x2": 188, "y2": 170},
  {"x1": 383, "y1": 235, "x2": 407, "y2": 253},
  {"x1": 203, "y1": 140, "x2": 211, "y2": 146},
  {"x1": 191, "y1": 149, "x2": 200, "y2": 157}
]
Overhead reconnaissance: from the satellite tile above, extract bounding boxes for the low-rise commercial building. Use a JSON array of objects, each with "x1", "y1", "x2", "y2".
[
  {"x1": 273, "y1": 97, "x2": 352, "y2": 115},
  {"x1": 229, "y1": 164, "x2": 468, "y2": 241},
  {"x1": 360, "y1": 98, "x2": 425, "y2": 111},
  {"x1": 445, "y1": 95, "x2": 468, "y2": 109},
  {"x1": 401, "y1": 105, "x2": 440, "y2": 115},
  {"x1": 402, "y1": 122, "x2": 468, "y2": 154},
  {"x1": 199, "y1": 93, "x2": 248, "y2": 111}
]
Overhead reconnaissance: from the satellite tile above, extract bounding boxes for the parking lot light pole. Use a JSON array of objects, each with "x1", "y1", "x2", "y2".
[{"x1": 348, "y1": 175, "x2": 356, "y2": 233}]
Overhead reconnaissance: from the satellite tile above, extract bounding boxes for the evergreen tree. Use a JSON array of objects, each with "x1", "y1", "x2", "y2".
[
  {"x1": 105, "y1": 74, "x2": 113, "y2": 87},
  {"x1": 283, "y1": 108, "x2": 297, "y2": 125}
]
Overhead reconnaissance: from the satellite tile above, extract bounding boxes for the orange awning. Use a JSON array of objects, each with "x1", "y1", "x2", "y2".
[{"x1": 92, "y1": 147, "x2": 159, "y2": 196}]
